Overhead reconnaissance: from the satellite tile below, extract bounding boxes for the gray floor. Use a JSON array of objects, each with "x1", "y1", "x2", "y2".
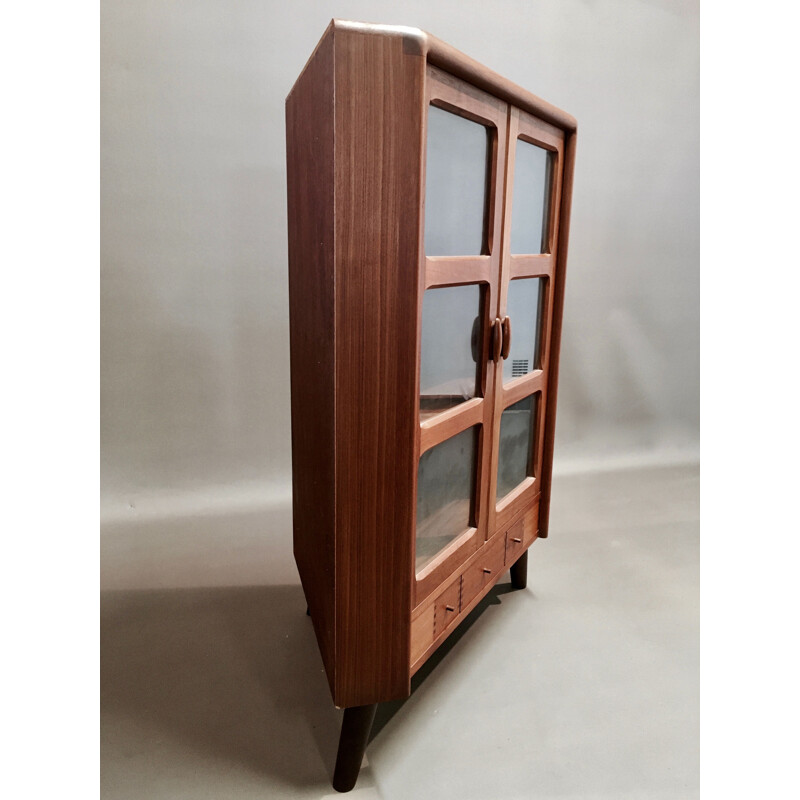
[{"x1": 101, "y1": 463, "x2": 699, "y2": 799}]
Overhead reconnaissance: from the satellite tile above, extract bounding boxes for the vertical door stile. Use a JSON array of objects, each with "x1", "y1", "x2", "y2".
[
  {"x1": 478, "y1": 99, "x2": 510, "y2": 544},
  {"x1": 486, "y1": 105, "x2": 519, "y2": 540}
]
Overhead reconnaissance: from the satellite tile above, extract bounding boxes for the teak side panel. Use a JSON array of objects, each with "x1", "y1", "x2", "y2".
[
  {"x1": 333, "y1": 27, "x2": 423, "y2": 707},
  {"x1": 286, "y1": 30, "x2": 337, "y2": 695}
]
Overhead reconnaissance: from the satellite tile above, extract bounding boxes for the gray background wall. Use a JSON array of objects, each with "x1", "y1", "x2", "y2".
[{"x1": 101, "y1": 0, "x2": 698, "y2": 534}]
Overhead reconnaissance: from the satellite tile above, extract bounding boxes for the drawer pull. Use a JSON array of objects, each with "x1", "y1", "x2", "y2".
[
  {"x1": 445, "y1": 605, "x2": 456, "y2": 612},
  {"x1": 511, "y1": 537, "x2": 522, "y2": 543},
  {"x1": 482, "y1": 568, "x2": 492, "y2": 574}
]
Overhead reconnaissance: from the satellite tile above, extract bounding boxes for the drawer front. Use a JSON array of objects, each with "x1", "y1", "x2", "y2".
[
  {"x1": 410, "y1": 604, "x2": 435, "y2": 665},
  {"x1": 461, "y1": 533, "x2": 506, "y2": 610},
  {"x1": 433, "y1": 577, "x2": 462, "y2": 638},
  {"x1": 505, "y1": 503, "x2": 539, "y2": 565}
]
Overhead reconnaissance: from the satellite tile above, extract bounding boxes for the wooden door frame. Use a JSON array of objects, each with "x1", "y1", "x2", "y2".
[
  {"x1": 413, "y1": 65, "x2": 508, "y2": 606},
  {"x1": 489, "y1": 106, "x2": 566, "y2": 535}
]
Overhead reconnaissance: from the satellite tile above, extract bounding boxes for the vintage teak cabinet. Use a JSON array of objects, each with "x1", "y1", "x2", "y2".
[{"x1": 286, "y1": 20, "x2": 576, "y2": 792}]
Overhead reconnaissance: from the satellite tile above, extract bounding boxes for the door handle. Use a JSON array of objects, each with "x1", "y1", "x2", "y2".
[
  {"x1": 501, "y1": 316, "x2": 512, "y2": 360},
  {"x1": 491, "y1": 318, "x2": 503, "y2": 363}
]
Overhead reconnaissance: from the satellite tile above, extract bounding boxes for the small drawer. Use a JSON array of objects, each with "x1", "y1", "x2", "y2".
[
  {"x1": 410, "y1": 604, "x2": 435, "y2": 665},
  {"x1": 461, "y1": 534, "x2": 506, "y2": 610},
  {"x1": 505, "y1": 503, "x2": 539, "y2": 565},
  {"x1": 433, "y1": 577, "x2": 462, "y2": 638}
]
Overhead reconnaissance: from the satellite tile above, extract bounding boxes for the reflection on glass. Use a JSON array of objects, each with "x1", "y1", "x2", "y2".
[
  {"x1": 425, "y1": 105, "x2": 491, "y2": 256},
  {"x1": 510, "y1": 139, "x2": 553, "y2": 254},
  {"x1": 420, "y1": 285, "x2": 482, "y2": 420},
  {"x1": 496, "y1": 395, "x2": 537, "y2": 501},
  {"x1": 416, "y1": 426, "x2": 478, "y2": 572},
  {"x1": 503, "y1": 278, "x2": 545, "y2": 383}
]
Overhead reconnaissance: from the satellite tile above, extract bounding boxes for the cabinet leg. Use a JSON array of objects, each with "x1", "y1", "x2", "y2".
[
  {"x1": 332, "y1": 703, "x2": 378, "y2": 793},
  {"x1": 510, "y1": 549, "x2": 528, "y2": 590},
  {"x1": 306, "y1": 605, "x2": 310, "y2": 616}
]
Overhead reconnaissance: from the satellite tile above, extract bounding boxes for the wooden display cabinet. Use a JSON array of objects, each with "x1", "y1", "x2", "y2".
[{"x1": 286, "y1": 20, "x2": 576, "y2": 792}]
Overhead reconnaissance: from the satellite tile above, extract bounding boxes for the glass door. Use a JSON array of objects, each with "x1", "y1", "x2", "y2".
[
  {"x1": 489, "y1": 106, "x2": 565, "y2": 535},
  {"x1": 414, "y1": 66, "x2": 508, "y2": 605}
]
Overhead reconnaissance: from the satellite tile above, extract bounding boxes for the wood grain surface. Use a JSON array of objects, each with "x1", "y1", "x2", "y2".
[
  {"x1": 332, "y1": 25, "x2": 423, "y2": 707},
  {"x1": 287, "y1": 19, "x2": 576, "y2": 707},
  {"x1": 285, "y1": 25, "x2": 337, "y2": 697}
]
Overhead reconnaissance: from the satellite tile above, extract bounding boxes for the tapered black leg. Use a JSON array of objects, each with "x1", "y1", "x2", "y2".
[
  {"x1": 332, "y1": 703, "x2": 378, "y2": 792},
  {"x1": 510, "y1": 549, "x2": 528, "y2": 589},
  {"x1": 306, "y1": 605, "x2": 311, "y2": 616}
]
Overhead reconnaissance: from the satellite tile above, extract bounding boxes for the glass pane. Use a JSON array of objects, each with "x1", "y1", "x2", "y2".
[
  {"x1": 503, "y1": 278, "x2": 545, "y2": 383},
  {"x1": 425, "y1": 105, "x2": 491, "y2": 256},
  {"x1": 510, "y1": 139, "x2": 553, "y2": 254},
  {"x1": 416, "y1": 426, "x2": 478, "y2": 572},
  {"x1": 420, "y1": 285, "x2": 482, "y2": 420},
  {"x1": 496, "y1": 395, "x2": 538, "y2": 501}
]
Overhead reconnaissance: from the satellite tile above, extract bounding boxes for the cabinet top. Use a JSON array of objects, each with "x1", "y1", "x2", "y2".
[{"x1": 290, "y1": 19, "x2": 577, "y2": 134}]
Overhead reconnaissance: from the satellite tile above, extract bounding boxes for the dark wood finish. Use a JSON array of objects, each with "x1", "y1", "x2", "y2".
[
  {"x1": 333, "y1": 20, "x2": 578, "y2": 134},
  {"x1": 287, "y1": 20, "x2": 575, "y2": 788},
  {"x1": 287, "y1": 21, "x2": 423, "y2": 709},
  {"x1": 510, "y1": 550, "x2": 529, "y2": 590},
  {"x1": 286, "y1": 26, "x2": 337, "y2": 697},
  {"x1": 332, "y1": 704, "x2": 378, "y2": 793},
  {"x1": 410, "y1": 603, "x2": 435, "y2": 664},
  {"x1": 332, "y1": 24, "x2": 423, "y2": 707}
]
